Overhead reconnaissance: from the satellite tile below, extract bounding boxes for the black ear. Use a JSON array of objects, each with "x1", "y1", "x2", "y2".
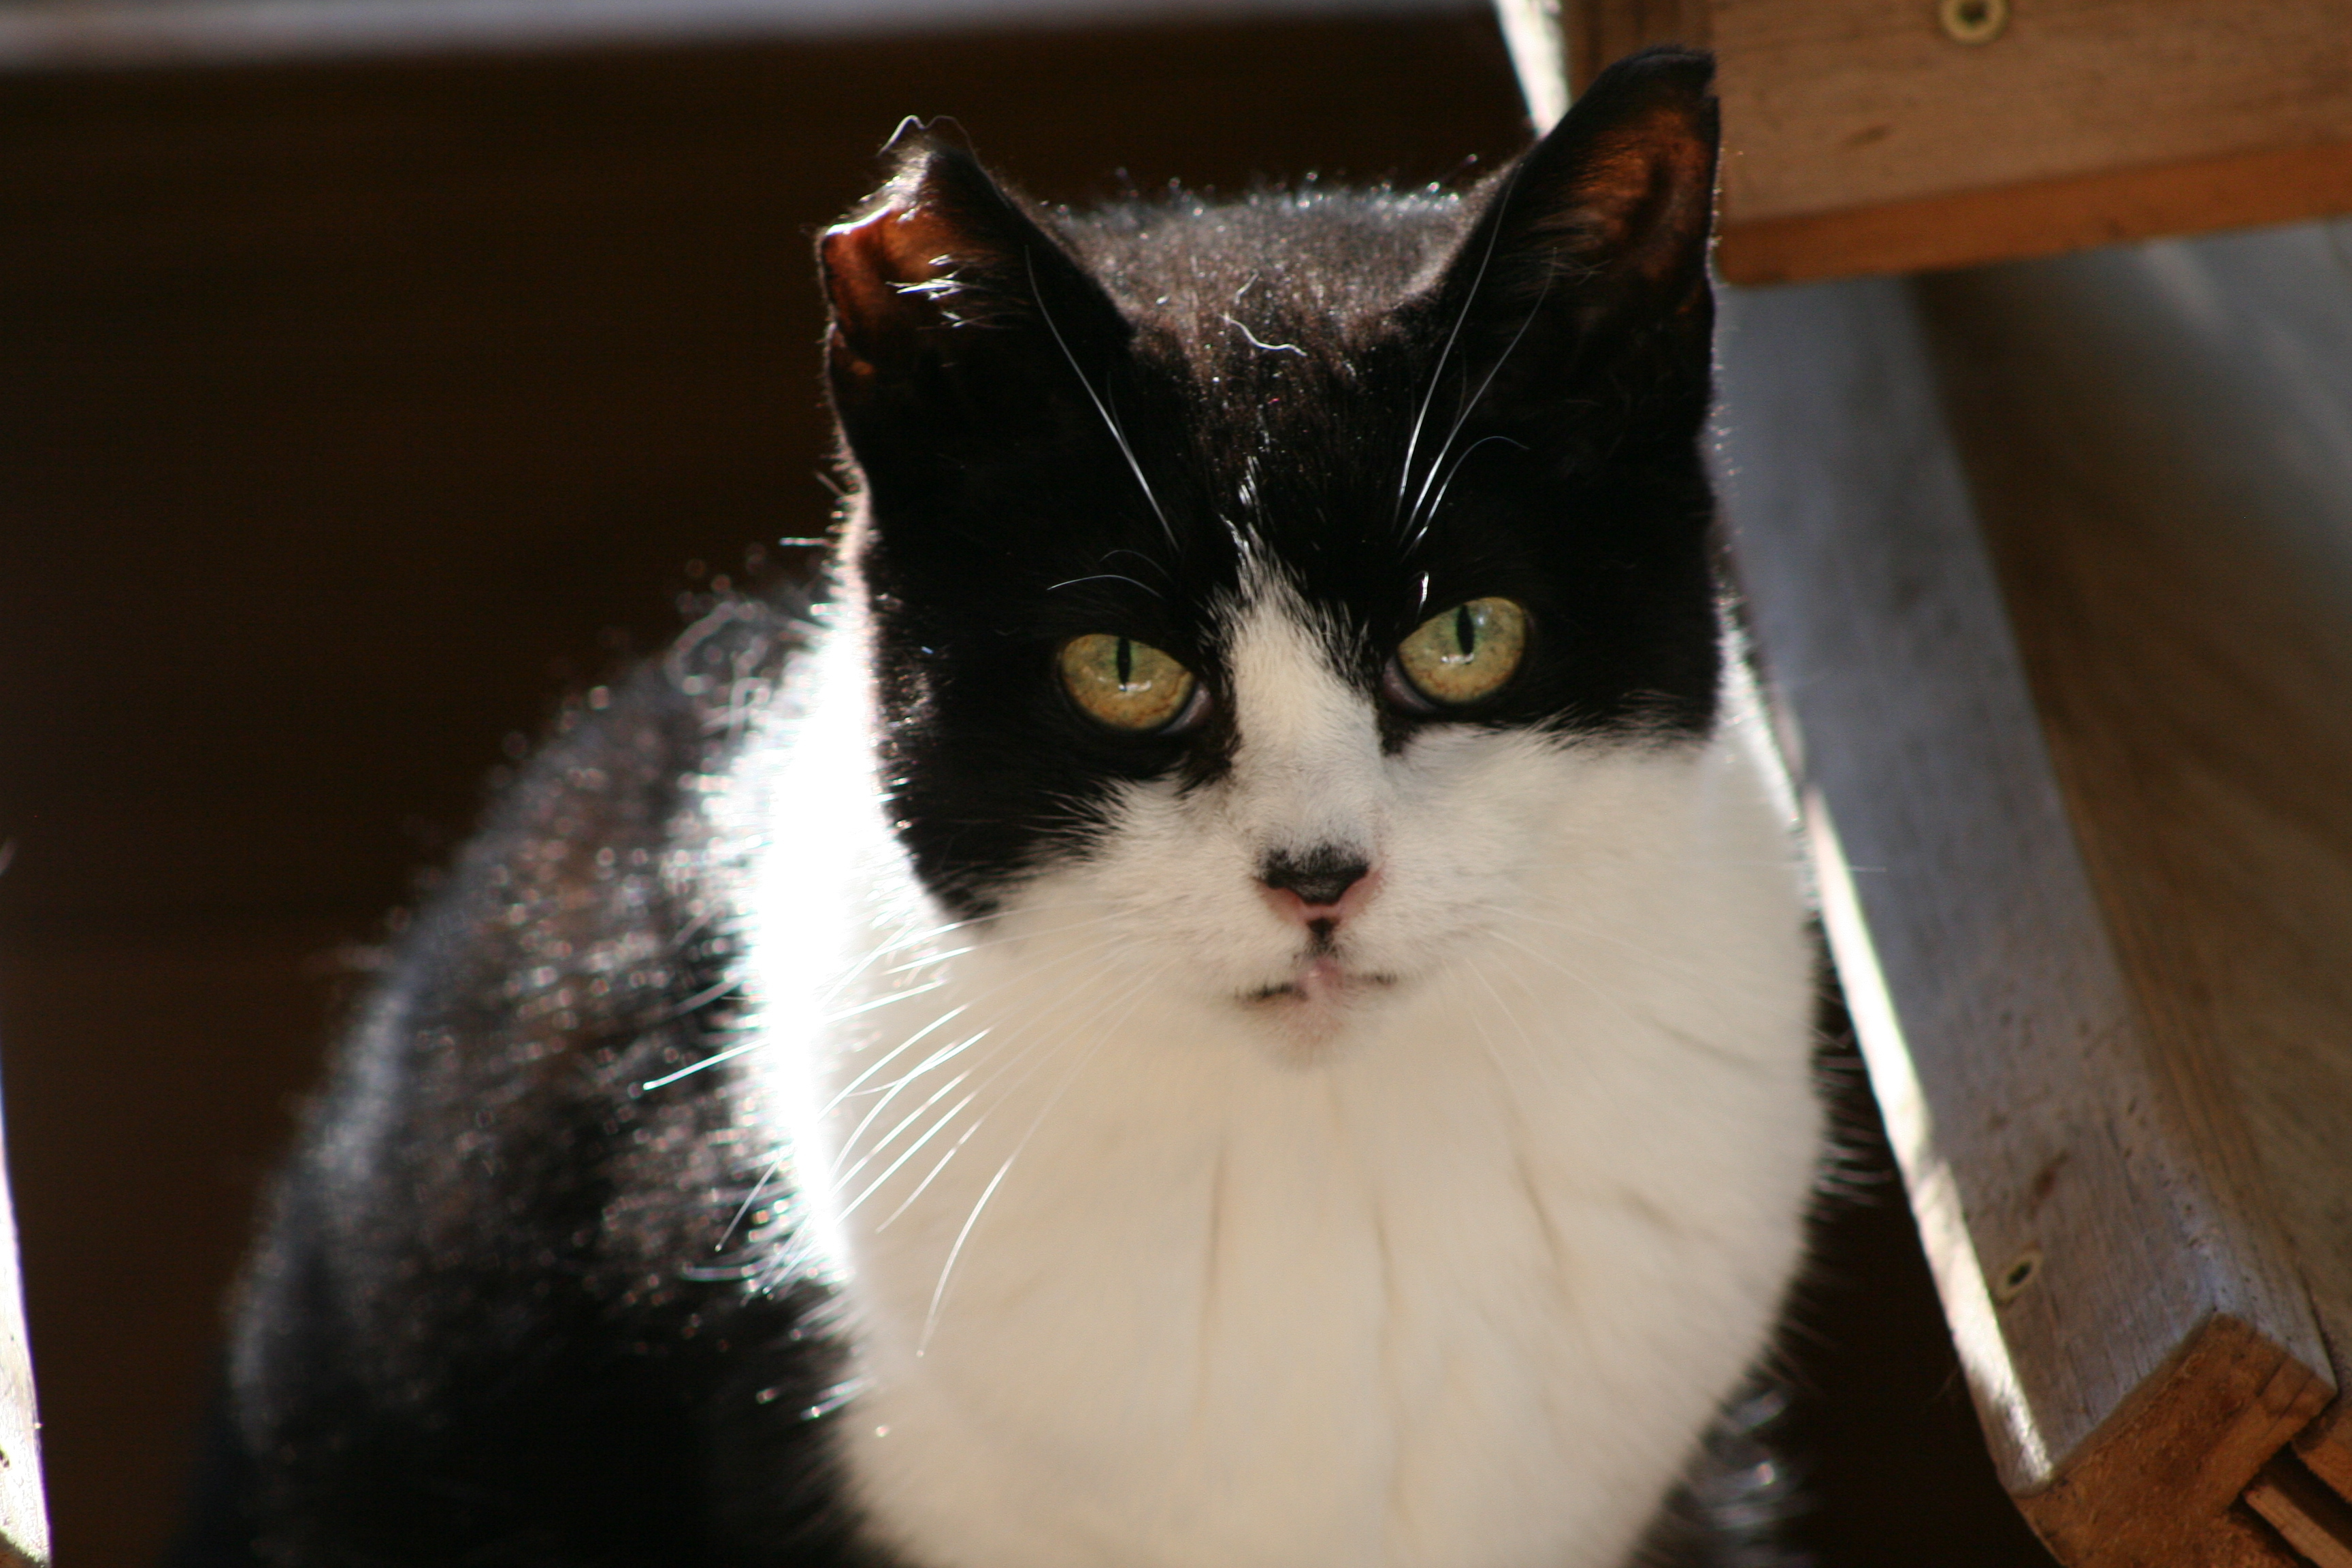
[
  {"x1": 820, "y1": 133, "x2": 1133, "y2": 471},
  {"x1": 1413, "y1": 47, "x2": 1720, "y2": 460}
]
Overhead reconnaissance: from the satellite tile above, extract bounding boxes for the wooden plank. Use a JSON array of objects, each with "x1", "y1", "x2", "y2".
[
  {"x1": 2014, "y1": 1317, "x2": 2324, "y2": 1567},
  {"x1": 1492, "y1": 0, "x2": 1571, "y2": 134},
  {"x1": 1562, "y1": 0, "x2": 2352, "y2": 281},
  {"x1": 2215, "y1": 1509, "x2": 2319, "y2": 1568},
  {"x1": 2300, "y1": 1405, "x2": 2352, "y2": 1511},
  {"x1": 1913, "y1": 228, "x2": 2352, "y2": 1522},
  {"x1": 2247, "y1": 1456, "x2": 2352, "y2": 1568},
  {"x1": 1709, "y1": 270, "x2": 2332, "y2": 1559},
  {"x1": 1718, "y1": 137, "x2": 2352, "y2": 286},
  {"x1": 1708, "y1": 0, "x2": 2352, "y2": 225}
]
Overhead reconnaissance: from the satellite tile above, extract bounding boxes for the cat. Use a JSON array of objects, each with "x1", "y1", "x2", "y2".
[{"x1": 181, "y1": 45, "x2": 1820, "y2": 1568}]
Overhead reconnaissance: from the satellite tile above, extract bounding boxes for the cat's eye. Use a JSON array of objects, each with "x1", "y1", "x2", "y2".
[
  {"x1": 1058, "y1": 634, "x2": 1200, "y2": 732},
  {"x1": 1393, "y1": 598, "x2": 1529, "y2": 707}
]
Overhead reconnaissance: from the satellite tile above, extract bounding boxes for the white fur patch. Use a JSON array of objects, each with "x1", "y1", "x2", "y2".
[{"x1": 749, "y1": 579, "x2": 1818, "y2": 1568}]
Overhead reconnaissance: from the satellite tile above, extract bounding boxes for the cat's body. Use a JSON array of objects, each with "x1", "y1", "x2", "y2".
[{"x1": 191, "y1": 50, "x2": 1822, "y2": 1568}]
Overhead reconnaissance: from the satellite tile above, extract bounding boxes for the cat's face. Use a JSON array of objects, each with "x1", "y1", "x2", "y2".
[{"x1": 820, "y1": 54, "x2": 1722, "y2": 1047}]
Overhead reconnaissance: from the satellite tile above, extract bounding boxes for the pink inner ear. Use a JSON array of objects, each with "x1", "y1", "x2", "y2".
[{"x1": 822, "y1": 199, "x2": 969, "y2": 365}]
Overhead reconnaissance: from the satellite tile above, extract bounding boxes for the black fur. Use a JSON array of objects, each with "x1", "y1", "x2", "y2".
[
  {"x1": 187, "y1": 48, "x2": 1777, "y2": 1567},
  {"x1": 182, "y1": 605, "x2": 881, "y2": 1567},
  {"x1": 826, "y1": 47, "x2": 1723, "y2": 917}
]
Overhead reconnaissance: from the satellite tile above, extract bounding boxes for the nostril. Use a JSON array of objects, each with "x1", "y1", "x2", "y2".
[{"x1": 1260, "y1": 848, "x2": 1373, "y2": 910}]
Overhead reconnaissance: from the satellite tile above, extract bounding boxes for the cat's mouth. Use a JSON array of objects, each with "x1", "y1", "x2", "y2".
[{"x1": 1243, "y1": 956, "x2": 1396, "y2": 1008}]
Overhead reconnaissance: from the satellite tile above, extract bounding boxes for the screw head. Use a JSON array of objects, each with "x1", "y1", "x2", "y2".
[
  {"x1": 1938, "y1": 0, "x2": 2009, "y2": 44},
  {"x1": 1993, "y1": 1244, "x2": 2044, "y2": 1305}
]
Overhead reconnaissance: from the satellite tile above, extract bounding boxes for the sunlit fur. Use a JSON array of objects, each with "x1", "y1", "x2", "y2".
[
  {"x1": 750, "y1": 564, "x2": 1818, "y2": 1568},
  {"x1": 195, "y1": 50, "x2": 1823, "y2": 1568}
]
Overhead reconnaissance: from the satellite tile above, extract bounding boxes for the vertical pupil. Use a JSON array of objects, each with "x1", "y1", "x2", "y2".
[
  {"x1": 1115, "y1": 637, "x2": 1134, "y2": 687},
  {"x1": 1453, "y1": 604, "x2": 1477, "y2": 657}
]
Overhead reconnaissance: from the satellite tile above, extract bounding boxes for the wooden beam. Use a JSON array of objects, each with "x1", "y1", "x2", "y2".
[
  {"x1": 1558, "y1": 0, "x2": 2352, "y2": 282},
  {"x1": 1720, "y1": 137, "x2": 2352, "y2": 286},
  {"x1": 1712, "y1": 270, "x2": 2332, "y2": 1566},
  {"x1": 1916, "y1": 233, "x2": 2352, "y2": 1537}
]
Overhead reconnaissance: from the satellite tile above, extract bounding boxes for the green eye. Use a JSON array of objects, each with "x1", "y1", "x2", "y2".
[
  {"x1": 1395, "y1": 598, "x2": 1529, "y2": 706},
  {"x1": 1058, "y1": 634, "x2": 1198, "y2": 732}
]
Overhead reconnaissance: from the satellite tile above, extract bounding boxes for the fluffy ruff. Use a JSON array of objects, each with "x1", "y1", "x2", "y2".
[{"x1": 749, "y1": 589, "x2": 1819, "y2": 1568}]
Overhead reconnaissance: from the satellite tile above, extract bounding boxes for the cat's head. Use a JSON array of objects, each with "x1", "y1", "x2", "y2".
[{"x1": 817, "y1": 49, "x2": 1724, "y2": 1048}]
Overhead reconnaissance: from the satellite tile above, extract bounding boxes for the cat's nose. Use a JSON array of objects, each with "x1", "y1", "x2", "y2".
[{"x1": 1259, "y1": 848, "x2": 1375, "y2": 919}]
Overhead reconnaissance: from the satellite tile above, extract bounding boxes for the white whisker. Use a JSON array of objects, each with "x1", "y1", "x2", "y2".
[
  {"x1": 834, "y1": 1063, "x2": 979, "y2": 1188},
  {"x1": 1395, "y1": 160, "x2": 1526, "y2": 529},
  {"x1": 838, "y1": 1086, "x2": 983, "y2": 1220},
  {"x1": 1408, "y1": 268, "x2": 1556, "y2": 545},
  {"x1": 914, "y1": 953, "x2": 1175, "y2": 1356},
  {"x1": 1028, "y1": 250, "x2": 1175, "y2": 549},
  {"x1": 823, "y1": 1004, "x2": 975, "y2": 1116}
]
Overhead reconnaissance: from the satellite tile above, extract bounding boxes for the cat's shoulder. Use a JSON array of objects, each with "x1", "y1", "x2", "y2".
[{"x1": 212, "y1": 594, "x2": 859, "y2": 1568}]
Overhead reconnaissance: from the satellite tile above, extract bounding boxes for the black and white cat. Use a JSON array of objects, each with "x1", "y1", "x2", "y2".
[{"x1": 190, "y1": 46, "x2": 1820, "y2": 1568}]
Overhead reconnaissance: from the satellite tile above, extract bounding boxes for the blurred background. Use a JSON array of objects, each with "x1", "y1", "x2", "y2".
[{"x1": 0, "y1": 1, "x2": 2047, "y2": 1560}]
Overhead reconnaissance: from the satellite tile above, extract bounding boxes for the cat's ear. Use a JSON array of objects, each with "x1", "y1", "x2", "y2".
[
  {"x1": 821, "y1": 133, "x2": 1130, "y2": 459},
  {"x1": 1420, "y1": 47, "x2": 1720, "y2": 446}
]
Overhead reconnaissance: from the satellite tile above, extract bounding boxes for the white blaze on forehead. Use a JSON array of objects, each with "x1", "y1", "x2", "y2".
[{"x1": 1222, "y1": 576, "x2": 1385, "y2": 855}]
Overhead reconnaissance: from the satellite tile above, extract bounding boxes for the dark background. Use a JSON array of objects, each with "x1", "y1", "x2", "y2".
[{"x1": 0, "y1": 11, "x2": 2053, "y2": 1562}]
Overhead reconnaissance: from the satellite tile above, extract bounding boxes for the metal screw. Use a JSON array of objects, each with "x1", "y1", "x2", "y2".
[{"x1": 1938, "y1": 0, "x2": 2009, "y2": 44}]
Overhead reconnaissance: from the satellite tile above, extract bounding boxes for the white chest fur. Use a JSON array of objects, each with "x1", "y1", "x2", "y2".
[{"x1": 750, "y1": 604, "x2": 1819, "y2": 1568}]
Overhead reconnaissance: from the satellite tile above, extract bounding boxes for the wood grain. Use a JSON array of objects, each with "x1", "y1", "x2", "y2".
[
  {"x1": 1713, "y1": 273, "x2": 2331, "y2": 1520},
  {"x1": 1709, "y1": 0, "x2": 2352, "y2": 224},
  {"x1": 2247, "y1": 1455, "x2": 2352, "y2": 1568},
  {"x1": 1532, "y1": 3, "x2": 2352, "y2": 1550},
  {"x1": 1718, "y1": 137, "x2": 2352, "y2": 285},
  {"x1": 2300, "y1": 1403, "x2": 2352, "y2": 1509},
  {"x1": 2014, "y1": 1316, "x2": 2324, "y2": 1567},
  {"x1": 1566, "y1": 0, "x2": 2352, "y2": 280},
  {"x1": 1916, "y1": 230, "x2": 2352, "y2": 1533}
]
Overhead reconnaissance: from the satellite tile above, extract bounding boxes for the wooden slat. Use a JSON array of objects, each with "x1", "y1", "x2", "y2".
[
  {"x1": 1560, "y1": 0, "x2": 2352, "y2": 282},
  {"x1": 1913, "y1": 229, "x2": 2352, "y2": 1527},
  {"x1": 1710, "y1": 270, "x2": 2330, "y2": 1563},
  {"x1": 2014, "y1": 1318, "x2": 2324, "y2": 1566},
  {"x1": 2247, "y1": 1456, "x2": 2352, "y2": 1568},
  {"x1": 2300, "y1": 1407, "x2": 2352, "y2": 1512},
  {"x1": 1708, "y1": 0, "x2": 2352, "y2": 227},
  {"x1": 1718, "y1": 137, "x2": 2352, "y2": 286}
]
